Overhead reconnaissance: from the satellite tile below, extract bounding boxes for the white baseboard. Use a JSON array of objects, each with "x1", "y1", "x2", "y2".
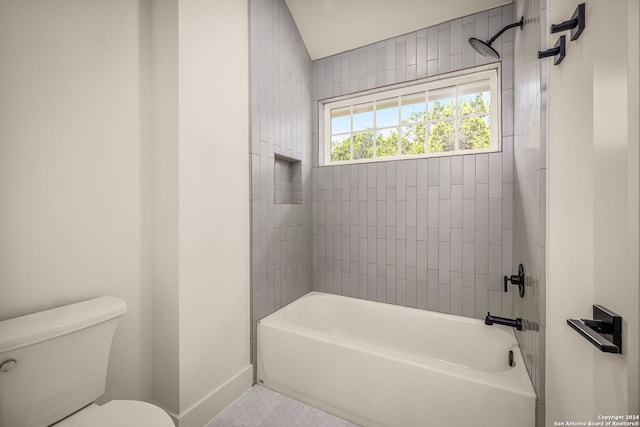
[{"x1": 165, "y1": 365, "x2": 253, "y2": 427}]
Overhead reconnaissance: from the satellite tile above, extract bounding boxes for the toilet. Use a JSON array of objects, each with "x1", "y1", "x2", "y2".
[{"x1": 0, "y1": 297, "x2": 174, "y2": 427}]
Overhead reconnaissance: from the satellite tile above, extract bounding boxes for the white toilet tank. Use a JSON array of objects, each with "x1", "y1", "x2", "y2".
[{"x1": 0, "y1": 297, "x2": 127, "y2": 427}]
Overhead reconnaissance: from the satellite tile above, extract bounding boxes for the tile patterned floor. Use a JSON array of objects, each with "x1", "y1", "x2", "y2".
[{"x1": 206, "y1": 385, "x2": 360, "y2": 427}]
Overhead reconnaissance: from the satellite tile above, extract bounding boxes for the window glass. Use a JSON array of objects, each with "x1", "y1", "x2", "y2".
[
  {"x1": 428, "y1": 122, "x2": 455, "y2": 152},
  {"x1": 353, "y1": 131, "x2": 374, "y2": 159},
  {"x1": 352, "y1": 102, "x2": 374, "y2": 132},
  {"x1": 459, "y1": 116, "x2": 491, "y2": 150},
  {"x1": 375, "y1": 128, "x2": 398, "y2": 158},
  {"x1": 325, "y1": 67, "x2": 499, "y2": 164},
  {"x1": 401, "y1": 93, "x2": 426, "y2": 123},
  {"x1": 331, "y1": 107, "x2": 351, "y2": 135},
  {"x1": 400, "y1": 125, "x2": 426, "y2": 155},
  {"x1": 375, "y1": 98, "x2": 399, "y2": 128},
  {"x1": 428, "y1": 87, "x2": 456, "y2": 120},
  {"x1": 331, "y1": 135, "x2": 351, "y2": 162}
]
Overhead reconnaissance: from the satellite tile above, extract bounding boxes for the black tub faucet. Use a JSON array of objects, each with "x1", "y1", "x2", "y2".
[{"x1": 485, "y1": 312, "x2": 523, "y2": 331}]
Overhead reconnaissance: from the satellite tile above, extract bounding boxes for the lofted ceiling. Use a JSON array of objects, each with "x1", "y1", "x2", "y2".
[{"x1": 285, "y1": 0, "x2": 510, "y2": 60}]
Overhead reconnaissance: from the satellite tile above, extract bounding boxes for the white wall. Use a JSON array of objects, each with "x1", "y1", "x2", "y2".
[
  {"x1": 546, "y1": 0, "x2": 639, "y2": 423},
  {"x1": 0, "y1": 1, "x2": 252, "y2": 424},
  {"x1": 0, "y1": 0, "x2": 153, "y2": 403},
  {"x1": 177, "y1": 0, "x2": 252, "y2": 425},
  {"x1": 148, "y1": 0, "x2": 181, "y2": 414},
  {"x1": 146, "y1": 0, "x2": 252, "y2": 424},
  {"x1": 286, "y1": 0, "x2": 511, "y2": 59}
]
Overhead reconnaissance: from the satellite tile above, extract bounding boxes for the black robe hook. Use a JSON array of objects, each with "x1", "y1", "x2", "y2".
[
  {"x1": 551, "y1": 3, "x2": 585, "y2": 41},
  {"x1": 538, "y1": 35, "x2": 566, "y2": 65}
]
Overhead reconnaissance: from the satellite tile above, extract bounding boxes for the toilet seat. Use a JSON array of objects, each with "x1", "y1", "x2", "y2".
[{"x1": 55, "y1": 400, "x2": 174, "y2": 427}]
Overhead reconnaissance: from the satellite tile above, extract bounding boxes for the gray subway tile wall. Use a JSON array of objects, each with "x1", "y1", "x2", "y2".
[
  {"x1": 311, "y1": 4, "x2": 515, "y2": 318},
  {"x1": 512, "y1": 0, "x2": 547, "y2": 425},
  {"x1": 249, "y1": 0, "x2": 313, "y2": 370}
]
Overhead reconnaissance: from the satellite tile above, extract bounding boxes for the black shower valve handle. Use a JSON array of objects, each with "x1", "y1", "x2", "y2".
[
  {"x1": 503, "y1": 274, "x2": 522, "y2": 292},
  {"x1": 503, "y1": 264, "x2": 525, "y2": 298}
]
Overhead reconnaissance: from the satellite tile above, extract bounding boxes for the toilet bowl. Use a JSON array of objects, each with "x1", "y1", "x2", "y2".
[
  {"x1": 0, "y1": 297, "x2": 173, "y2": 427},
  {"x1": 55, "y1": 401, "x2": 173, "y2": 427}
]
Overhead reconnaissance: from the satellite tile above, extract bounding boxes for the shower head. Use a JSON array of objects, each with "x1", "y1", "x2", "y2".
[
  {"x1": 468, "y1": 37, "x2": 500, "y2": 61},
  {"x1": 469, "y1": 16, "x2": 524, "y2": 60}
]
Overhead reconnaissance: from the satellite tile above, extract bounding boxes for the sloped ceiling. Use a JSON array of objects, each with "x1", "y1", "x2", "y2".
[{"x1": 285, "y1": 0, "x2": 510, "y2": 60}]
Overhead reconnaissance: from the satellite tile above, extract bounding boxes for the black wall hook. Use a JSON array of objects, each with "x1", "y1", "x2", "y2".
[
  {"x1": 538, "y1": 35, "x2": 566, "y2": 65},
  {"x1": 551, "y1": 3, "x2": 585, "y2": 40},
  {"x1": 504, "y1": 263, "x2": 525, "y2": 297}
]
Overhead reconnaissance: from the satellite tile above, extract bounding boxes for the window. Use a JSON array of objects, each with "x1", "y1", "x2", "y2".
[{"x1": 322, "y1": 67, "x2": 500, "y2": 165}]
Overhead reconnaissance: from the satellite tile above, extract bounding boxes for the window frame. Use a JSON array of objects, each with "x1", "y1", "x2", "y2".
[{"x1": 321, "y1": 64, "x2": 501, "y2": 166}]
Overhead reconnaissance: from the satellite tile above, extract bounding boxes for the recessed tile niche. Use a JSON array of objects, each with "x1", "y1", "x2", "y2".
[{"x1": 274, "y1": 154, "x2": 302, "y2": 204}]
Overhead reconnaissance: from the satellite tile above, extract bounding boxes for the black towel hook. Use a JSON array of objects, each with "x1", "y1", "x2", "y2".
[
  {"x1": 538, "y1": 35, "x2": 566, "y2": 65},
  {"x1": 551, "y1": 3, "x2": 585, "y2": 41}
]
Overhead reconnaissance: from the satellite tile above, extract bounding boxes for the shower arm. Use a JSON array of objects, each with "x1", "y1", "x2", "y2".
[{"x1": 486, "y1": 16, "x2": 524, "y2": 45}]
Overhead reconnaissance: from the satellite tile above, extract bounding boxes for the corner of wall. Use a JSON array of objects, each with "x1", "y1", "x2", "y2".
[
  {"x1": 511, "y1": 0, "x2": 546, "y2": 424},
  {"x1": 249, "y1": 0, "x2": 314, "y2": 379},
  {"x1": 168, "y1": 366, "x2": 253, "y2": 427}
]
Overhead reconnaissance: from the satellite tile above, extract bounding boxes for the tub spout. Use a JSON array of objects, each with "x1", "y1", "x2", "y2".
[{"x1": 485, "y1": 312, "x2": 523, "y2": 331}]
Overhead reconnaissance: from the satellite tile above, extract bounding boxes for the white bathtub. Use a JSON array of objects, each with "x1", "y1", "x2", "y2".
[{"x1": 257, "y1": 292, "x2": 535, "y2": 427}]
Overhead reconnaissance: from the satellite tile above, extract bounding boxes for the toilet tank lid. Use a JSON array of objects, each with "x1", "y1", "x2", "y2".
[{"x1": 0, "y1": 297, "x2": 127, "y2": 353}]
